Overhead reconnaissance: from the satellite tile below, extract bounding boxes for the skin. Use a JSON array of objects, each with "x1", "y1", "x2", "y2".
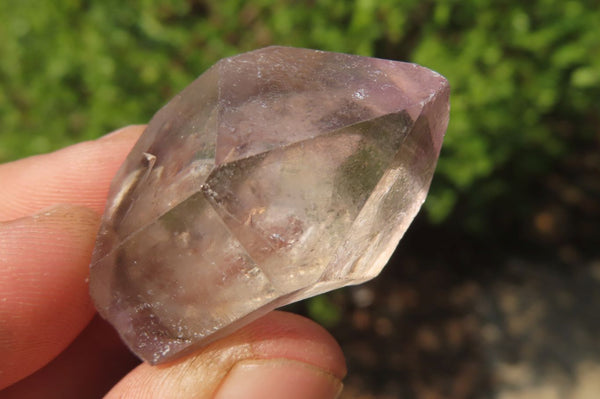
[{"x1": 0, "y1": 126, "x2": 346, "y2": 398}]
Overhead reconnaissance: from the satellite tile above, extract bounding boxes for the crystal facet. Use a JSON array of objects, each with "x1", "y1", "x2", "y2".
[{"x1": 89, "y1": 46, "x2": 450, "y2": 364}]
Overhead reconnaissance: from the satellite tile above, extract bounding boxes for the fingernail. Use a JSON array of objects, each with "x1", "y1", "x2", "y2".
[
  {"x1": 213, "y1": 358, "x2": 343, "y2": 399},
  {"x1": 97, "y1": 125, "x2": 146, "y2": 141},
  {"x1": 29, "y1": 204, "x2": 100, "y2": 226}
]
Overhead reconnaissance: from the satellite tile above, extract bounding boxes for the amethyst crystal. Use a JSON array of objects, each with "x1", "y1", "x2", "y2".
[{"x1": 89, "y1": 46, "x2": 450, "y2": 364}]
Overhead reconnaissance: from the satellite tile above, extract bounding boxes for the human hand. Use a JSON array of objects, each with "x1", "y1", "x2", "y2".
[{"x1": 0, "y1": 126, "x2": 346, "y2": 398}]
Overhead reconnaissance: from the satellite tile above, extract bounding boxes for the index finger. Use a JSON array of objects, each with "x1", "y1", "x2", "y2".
[
  {"x1": 0, "y1": 125, "x2": 145, "y2": 221},
  {"x1": 0, "y1": 126, "x2": 143, "y2": 389}
]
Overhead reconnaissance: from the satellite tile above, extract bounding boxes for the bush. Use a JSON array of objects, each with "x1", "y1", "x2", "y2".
[{"x1": 1, "y1": 0, "x2": 598, "y2": 236}]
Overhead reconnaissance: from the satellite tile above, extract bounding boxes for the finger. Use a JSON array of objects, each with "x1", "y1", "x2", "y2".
[
  {"x1": 0, "y1": 315, "x2": 140, "y2": 399},
  {"x1": 0, "y1": 125, "x2": 145, "y2": 221},
  {"x1": 0, "y1": 205, "x2": 99, "y2": 389},
  {"x1": 0, "y1": 126, "x2": 143, "y2": 389},
  {"x1": 105, "y1": 311, "x2": 346, "y2": 399}
]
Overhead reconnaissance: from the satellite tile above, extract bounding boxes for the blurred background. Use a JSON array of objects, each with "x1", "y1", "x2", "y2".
[{"x1": 1, "y1": 1, "x2": 598, "y2": 398}]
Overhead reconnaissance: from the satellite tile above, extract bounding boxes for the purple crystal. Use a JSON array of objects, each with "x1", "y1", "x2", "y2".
[{"x1": 89, "y1": 46, "x2": 450, "y2": 364}]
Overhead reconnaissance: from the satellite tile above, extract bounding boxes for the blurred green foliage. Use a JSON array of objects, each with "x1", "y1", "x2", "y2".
[
  {"x1": 307, "y1": 294, "x2": 342, "y2": 328},
  {"x1": 1, "y1": 0, "x2": 599, "y2": 230}
]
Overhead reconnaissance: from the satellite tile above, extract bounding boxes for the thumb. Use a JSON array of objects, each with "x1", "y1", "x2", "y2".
[
  {"x1": 0, "y1": 204, "x2": 99, "y2": 389},
  {"x1": 106, "y1": 311, "x2": 346, "y2": 399}
]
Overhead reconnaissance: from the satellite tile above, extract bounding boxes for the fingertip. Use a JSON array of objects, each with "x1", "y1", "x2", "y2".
[
  {"x1": 0, "y1": 125, "x2": 145, "y2": 220},
  {"x1": 243, "y1": 311, "x2": 347, "y2": 379},
  {"x1": 105, "y1": 311, "x2": 346, "y2": 399},
  {"x1": 96, "y1": 125, "x2": 146, "y2": 143}
]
